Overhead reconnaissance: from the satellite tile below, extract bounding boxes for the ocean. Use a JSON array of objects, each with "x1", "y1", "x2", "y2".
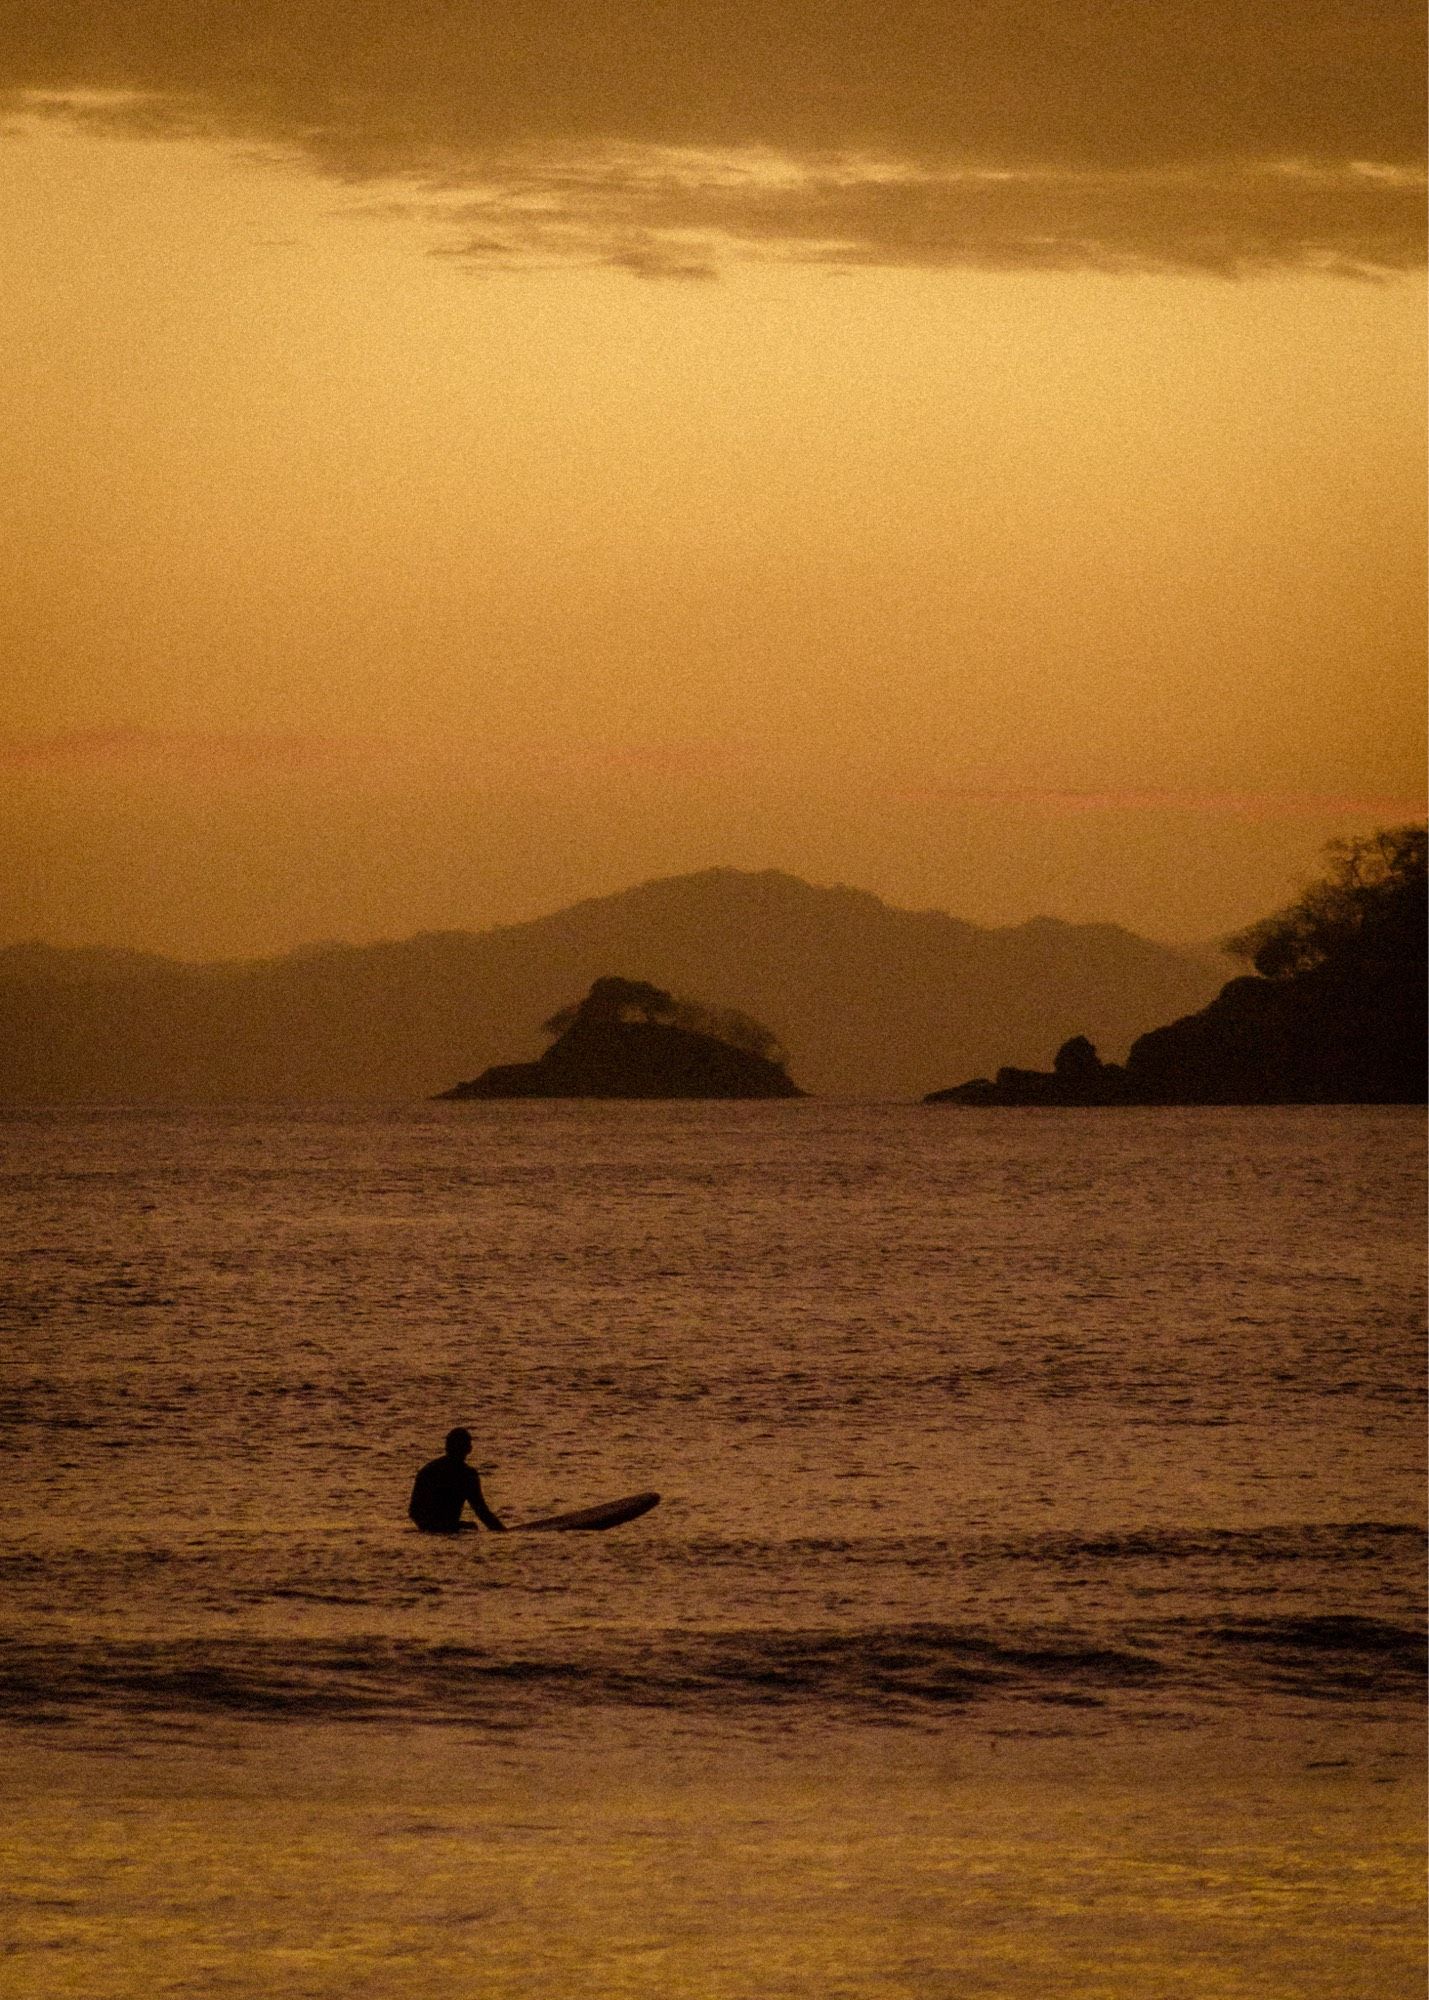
[{"x1": 1, "y1": 1102, "x2": 1423, "y2": 1998}]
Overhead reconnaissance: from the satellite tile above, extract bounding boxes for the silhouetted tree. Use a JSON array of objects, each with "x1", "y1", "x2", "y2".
[
  {"x1": 1226, "y1": 825, "x2": 1426, "y2": 982},
  {"x1": 542, "y1": 977, "x2": 786, "y2": 1062},
  {"x1": 542, "y1": 977, "x2": 679, "y2": 1037},
  {"x1": 670, "y1": 1002, "x2": 785, "y2": 1064}
]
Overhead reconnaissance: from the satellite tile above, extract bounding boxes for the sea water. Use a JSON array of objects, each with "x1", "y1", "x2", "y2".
[{"x1": 0, "y1": 1103, "x2": 1423, "y2": 1998}]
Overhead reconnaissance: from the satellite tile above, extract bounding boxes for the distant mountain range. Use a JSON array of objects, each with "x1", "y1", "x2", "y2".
[{"x1": 0, "y1": 869, "x2": 1228, "y2": 1101}]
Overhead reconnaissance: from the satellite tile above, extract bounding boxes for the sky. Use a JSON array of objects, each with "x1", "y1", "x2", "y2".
[{"x1": 1, "y1": 2, "x2": 1424, "y2": 959}]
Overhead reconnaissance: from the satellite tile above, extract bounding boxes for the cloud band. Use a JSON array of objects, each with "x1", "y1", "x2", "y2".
[{"x1": 4, "y1": 2, "x2": 1424, "y2": 276}]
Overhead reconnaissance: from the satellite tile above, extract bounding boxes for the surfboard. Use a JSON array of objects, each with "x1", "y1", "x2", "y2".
[{"x1": 513, "y1": 1491, "x2": 660, "y2": 1533}]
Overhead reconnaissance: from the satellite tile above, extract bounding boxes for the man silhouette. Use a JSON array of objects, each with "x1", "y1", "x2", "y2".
[{"x1": 408, "y1": 1427, "x2": 508, "y2": 1533}]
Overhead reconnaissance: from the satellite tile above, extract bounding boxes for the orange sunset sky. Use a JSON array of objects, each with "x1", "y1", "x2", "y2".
[{"x1": 2, "y1": 3, "x2": 1424, "y2": 959}]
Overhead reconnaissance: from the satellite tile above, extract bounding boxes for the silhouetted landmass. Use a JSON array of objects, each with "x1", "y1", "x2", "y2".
[
  {"x1": 439, "y1": 976, "x2": 805, "y2": 1099},
  {"x1": 928, "y1": 829, "x2": 1427, "y2": 1106},
  {"x1": 0, "y1": 869, "x2": 1225, "y2": 1102}
]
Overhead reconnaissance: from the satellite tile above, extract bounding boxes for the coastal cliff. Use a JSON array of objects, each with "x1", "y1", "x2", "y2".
[
  {"x1": 438, "y1": 976, "x2": 805, "y2": 1100},
  {"x1": 927, "y1": 827, "x2": 1426, "y2": 1107}
]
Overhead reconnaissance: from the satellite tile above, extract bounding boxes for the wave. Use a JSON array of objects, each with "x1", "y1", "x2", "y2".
[
  {"x1": 1202, "y1": 1614, "x2": 1427, "y2": 1693},
  {"x1": 2, "y1": 1612, "x2": 1421, "y2": 1734}
]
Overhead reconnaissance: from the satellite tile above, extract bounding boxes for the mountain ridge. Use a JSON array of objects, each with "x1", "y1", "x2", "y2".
[{"x1": 0, "y1": 868, "x2": 1228, "y2": 1101}]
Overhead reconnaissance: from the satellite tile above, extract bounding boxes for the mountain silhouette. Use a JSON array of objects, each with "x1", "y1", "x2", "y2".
[{"x1": 0, "y1": 868, "x2": 1224, "y2": 1101}]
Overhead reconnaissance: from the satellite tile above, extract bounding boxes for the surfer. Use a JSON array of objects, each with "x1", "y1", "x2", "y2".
[{"x1": 408, "y1": 1427, "x2": 508, "y2": 1533}]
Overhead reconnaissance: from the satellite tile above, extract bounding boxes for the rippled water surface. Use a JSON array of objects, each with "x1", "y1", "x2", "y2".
[{"x1": 1, "y1": 1103, "x2": 1424, "y2": 1996}]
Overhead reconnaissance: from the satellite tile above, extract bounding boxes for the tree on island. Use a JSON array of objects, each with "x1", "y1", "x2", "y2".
[
  {"x1": 1224, "y1": 825, "x2": 1426, "y2": 983},
  {"x1": 541, "y1": 975, "x2": 787, "y2": 1065}
]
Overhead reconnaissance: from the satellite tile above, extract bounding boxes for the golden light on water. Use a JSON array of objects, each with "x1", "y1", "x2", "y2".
[{"x1": 5, "y1": 1732, "x2": 1422, "y2": 1996}]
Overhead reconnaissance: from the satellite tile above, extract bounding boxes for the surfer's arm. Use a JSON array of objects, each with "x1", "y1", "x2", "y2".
[{"x1": 465, "y1": 1468, "x2": 507, "y2": 1532}]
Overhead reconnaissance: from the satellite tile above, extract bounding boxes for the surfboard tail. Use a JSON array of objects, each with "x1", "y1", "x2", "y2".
[{"x1": 514, "y1": 1491, "x2": 661, "y2": 1532}]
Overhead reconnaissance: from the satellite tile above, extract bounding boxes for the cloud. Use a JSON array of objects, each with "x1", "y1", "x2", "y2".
[
  {"x1": 425, "y1": 151, "x2": 1423, "y2": 280},
  {"x1": 2, "y1": 2, "x2": 1423, "y2": 276}
]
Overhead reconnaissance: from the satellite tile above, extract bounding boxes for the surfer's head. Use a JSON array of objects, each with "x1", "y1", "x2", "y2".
[{"x1": 444, "y1": 1427, "x2": 473, "y2": 1459}]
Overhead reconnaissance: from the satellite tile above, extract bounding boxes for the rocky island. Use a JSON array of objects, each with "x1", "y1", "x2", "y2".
[
  {"x1": 927, "y1": 827, "x2": 1426, "y2": 1107},
  {"x1": 437, "y1": 976, "x2": 805, "y2": 1100}
]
